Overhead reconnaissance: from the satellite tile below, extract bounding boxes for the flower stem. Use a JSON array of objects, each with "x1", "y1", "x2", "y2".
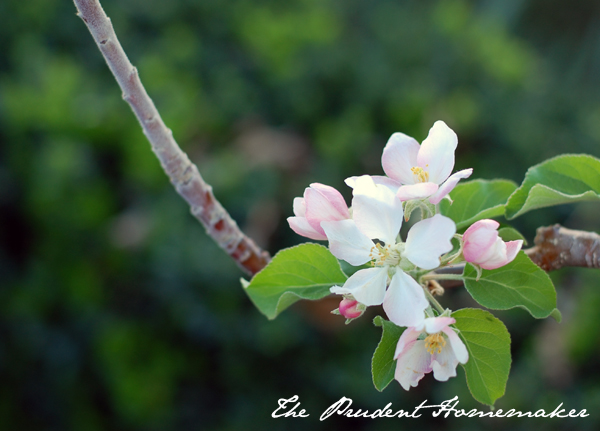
[
  {"x1": 423, "y1": 286, "x2": 445, "y2": 314},
  {"x1": 421, "y1": 273, "x2": 465, "y2": 282}
]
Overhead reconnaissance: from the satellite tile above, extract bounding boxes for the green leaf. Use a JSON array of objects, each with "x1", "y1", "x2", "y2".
[
  {"x1": 463, "y1": 252, "x2": 560, "y2": 321},
  {"x1": 440, "y1": 179, "x2": 518, "y2": 230},
  {"x1": 452, "y1": 308, "x2": 511, "y2": 407},
  {"x1": 505, "y1": 154, "x2": 600, "y2": 219},
  {"x1": 243, "y1": 243, "x2": 347, "y2": 319},
  {"x1": 372, "y1": 316, "x2": 405, "y2": 391}
]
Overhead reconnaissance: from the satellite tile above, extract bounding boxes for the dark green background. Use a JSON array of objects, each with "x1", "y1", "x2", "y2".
[{"x1": 1, "y1": 0, "x2": 599, "y2": 430}]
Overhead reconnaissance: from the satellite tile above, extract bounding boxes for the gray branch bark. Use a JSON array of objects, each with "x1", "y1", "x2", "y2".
[{"x1": 72, "y1": 0, "x2": 270, "y2": 275}]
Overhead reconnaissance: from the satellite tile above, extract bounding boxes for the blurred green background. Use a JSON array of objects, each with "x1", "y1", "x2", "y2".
[{"x1": 1, "y1": 0, "x2": 600, "y2": 430}]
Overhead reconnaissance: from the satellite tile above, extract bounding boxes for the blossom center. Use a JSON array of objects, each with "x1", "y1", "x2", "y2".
[
  {"x1": 411, "y1": 166, "x2": 429, "y2": 183},
  {"x1": 424, "y1": 333, "x2": 446, "y2": 354},
  {"x1": 369, "y1": 243, "x2": 401, "y2": 267}
]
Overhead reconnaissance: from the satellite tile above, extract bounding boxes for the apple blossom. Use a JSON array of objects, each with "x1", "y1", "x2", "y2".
[
  {"x1": 322, "y1": 176, "x2": 456, "y2": 327},
  {"x1": 287, "y1": 183, "x2": 350, "y2": 241},
  {"x1": 337, "y1": 297, "x2": 366, "y2": 320},
  {"x1": 394, "y1": 316, "x2": 468, "y2": 390},
  {"x1": 462, "y1": 219, "x2": 523, "y2": 270},
  {"x1": 380, "y1": 120, "x2": 473, "y2": 204}
]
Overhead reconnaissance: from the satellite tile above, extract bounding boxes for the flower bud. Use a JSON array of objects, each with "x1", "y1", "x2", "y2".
[
  {"x1": 287, "y1": 183, "x2": 350, "y2": 240},
  {"x1": 338, "y1": 298, "x2": 365, "y2": 320},
  {"x1": 462, "y1": 219, "x2": 523, "y2": 270}
]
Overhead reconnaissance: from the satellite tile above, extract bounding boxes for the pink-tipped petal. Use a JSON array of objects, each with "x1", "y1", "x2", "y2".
[
  {"x1": 463, "y1": 220, "x2": 500, "y2": 263},
  {"x1": 396, "y1": 182, "x2": 439, "y2": 201},
  {"x1": 383, "y1": 271, "x2": 428, "y2": 327},
  {"x1": 464, "y1": 218, "x2": 500, "y2": 234},
  {"x1": 404, "y1": 214, "x2": 456, "y2": 270},
  {"x1": 394, "y1": 340, "x2": 432, "y2": 390},
  {"x1": 417, "y1": 121, "x2": 458, "y2": 184},
  {"x1": 305, "y1": 185, "x2": 349, "y2": 234},
  {"x1": 478, "y1": 237, "x2": 508, "y2": 269},
  {"x1": 287, "y1": 216, "x2": 327, "y2": 240},
  {"x1": 293, "y1": 197, "x2": 306, "y2": 217},
  {"x1": 382, "y1": 132, "x2": 421, "y2": 184},
  {"x1": 321, "y1": 219, "x2": 374, "y2": 266},
  {"x1": 505, "y1": 240, "x2": 523, "y2": 263},
  {"x1": 428, "y1": 168, "x2": 473, "y2": 204},
  {"x1": 430, "y1": 344, "x2": 460, "y2": 382},
  {"x1": 394, "y1": 327, "x2": 422, "y2": 359},
  {"x1": 308, "y1": 183, "x2": 350, "y2": 217}
]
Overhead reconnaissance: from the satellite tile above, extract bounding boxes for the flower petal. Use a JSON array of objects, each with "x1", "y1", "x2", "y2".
[
  {"x1": 478, "y1": 237, "x2": 508, "y2": 269},
  {"x1": 394, "y1": 327, "x2": 422, "y2": 359},
  {"x1": 419, "y1": 316, "x2": 456, "y2": 334},
  {"x1": 331, "y1": 267, "x2": 388, "y2": 306},
  {"x1": 396, "y1": 182, "x2": 439, "y2": 202},
  {"x1": 417, "y1": 121, "x2": 458, "y2": 184},
  {"x1": 394, "y1": 340, "x2": 432, "y2": 390},
  {"x1": 404, "y1": 214, "x2": 456, "y2": 270},
  {"x1": 305, "y1": 184, "x2": 349, "y2": 234},
  {"x1": 287, "y1": 216, "x2": 327, "y2": 240},
  {"x1": 352, "y1": 175, "x2": 403, "y2": 244},
  {"x1": 428, "y1": 168, "x2": 473, "y2": 205},
  {"x1": 442, "y1": 327, "x2": 469, "y2": 364},
  {"x1": 463, "y1": 219, "x2": 500, "y2": 263},
  {"x1": 308, "y1": 183, "x2": 350, "y2": 217},
  {"x1": 505, "y1": 240, "x2": 523, "y2": 262},
  {"x1": 293, "y1": 197, "x2": 306, "y2": 217},
  {"x1": 382, "y1": 132, "x2": 421, "y2": 184},
  {"x1": 321, "y1": 219, "x2": 374, "y2": 266},
  {"x1": 383, "y1": 271, "x2": 428, "y2": 327},
  {"x1": 346, "y1": 175, "x2": 401, "y2": 195},
  {"x1": 431, "y1": 343, "x2": 459, "y2": 382}
]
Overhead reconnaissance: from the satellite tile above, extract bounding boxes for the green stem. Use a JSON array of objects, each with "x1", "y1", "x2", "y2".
[
  {"x1": 423, "y1": 286, "x2": 445, "y2": 314},
  {"x1": 421, "y1": 273, "x2": 464, "y2": 282}
]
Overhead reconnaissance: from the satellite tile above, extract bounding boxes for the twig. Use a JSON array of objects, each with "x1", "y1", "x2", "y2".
[
  {"x1": 526, "y1": 224, "x2": 600, "y2": 271},
  {"x1": 72, "y1": 0, "x2": 270, "y2": 275},
  {"x1": 434, "y1": 224, "x2": 600, "y2": 287}
]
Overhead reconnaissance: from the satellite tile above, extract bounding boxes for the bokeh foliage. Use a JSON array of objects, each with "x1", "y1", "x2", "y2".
[{"x1": 1, "y1": 0, "x2": 600, "y2": 429}]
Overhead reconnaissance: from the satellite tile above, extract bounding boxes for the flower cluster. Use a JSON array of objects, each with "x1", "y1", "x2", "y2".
[{"x1": 288, "y1": 121, "x2": 523, "y2": 390}]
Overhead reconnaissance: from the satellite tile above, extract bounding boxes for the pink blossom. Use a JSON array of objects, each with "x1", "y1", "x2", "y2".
[
  {"x1": 338, "y1": 298, "x2": 365, "y2": 319},
  {"x1": 462, "y1": 219, "x2": 523, "y2": 270},
  {"x1": 381, "y1": 121, "x2": 473, "y2": 204},
  {"x1": 394, "y1": 316, "x2": 468, "y2": 390},
  {"x1": 287, "y1": 183, "x2": 350, "y2": 240}
]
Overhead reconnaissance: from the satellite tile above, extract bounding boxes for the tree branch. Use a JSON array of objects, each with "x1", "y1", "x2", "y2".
[
  {"x1": 433, "y1": 224, "x2": 600, "y2": 289},
  {"x1": 72, "y1": 0, "x2": 270, "y2": 275},
  {"x1": 526, "y1": 224, "x2": 600, "y2": 271}
]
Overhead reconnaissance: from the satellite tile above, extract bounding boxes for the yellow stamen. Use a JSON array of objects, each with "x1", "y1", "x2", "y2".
[
  {"x1": 410, "y1": 166, "x2": 429, "y2": 183},
  {"x1": 424, "y1": 333, "x2": 446, "y2": 355},
  {"x1": 368, "y1": 243, "x2": 401, "y2": 267}
]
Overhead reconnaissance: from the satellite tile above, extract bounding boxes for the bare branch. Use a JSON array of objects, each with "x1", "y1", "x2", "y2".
[
  {"x1": 72, "y1": 0, "x2": 270, "y2": 275},
  {"x1": 526, "y1": 224, "x2": 600, "y2": 271}
]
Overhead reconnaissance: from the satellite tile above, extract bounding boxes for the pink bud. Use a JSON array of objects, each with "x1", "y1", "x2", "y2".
[
  {"x1": 287, "y1": 183, "x2": 350, "y2": 240},
  {"x1": 339, "y1": 298, "x2": 365, "y2": 319},
  {"x1": 462, "y1": 220, "x2": 523, "y2": 270}
]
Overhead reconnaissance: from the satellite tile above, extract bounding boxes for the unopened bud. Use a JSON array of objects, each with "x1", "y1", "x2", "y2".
[{"x1": 338, "y1": 298, "x2": 365, "y2": 320}]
